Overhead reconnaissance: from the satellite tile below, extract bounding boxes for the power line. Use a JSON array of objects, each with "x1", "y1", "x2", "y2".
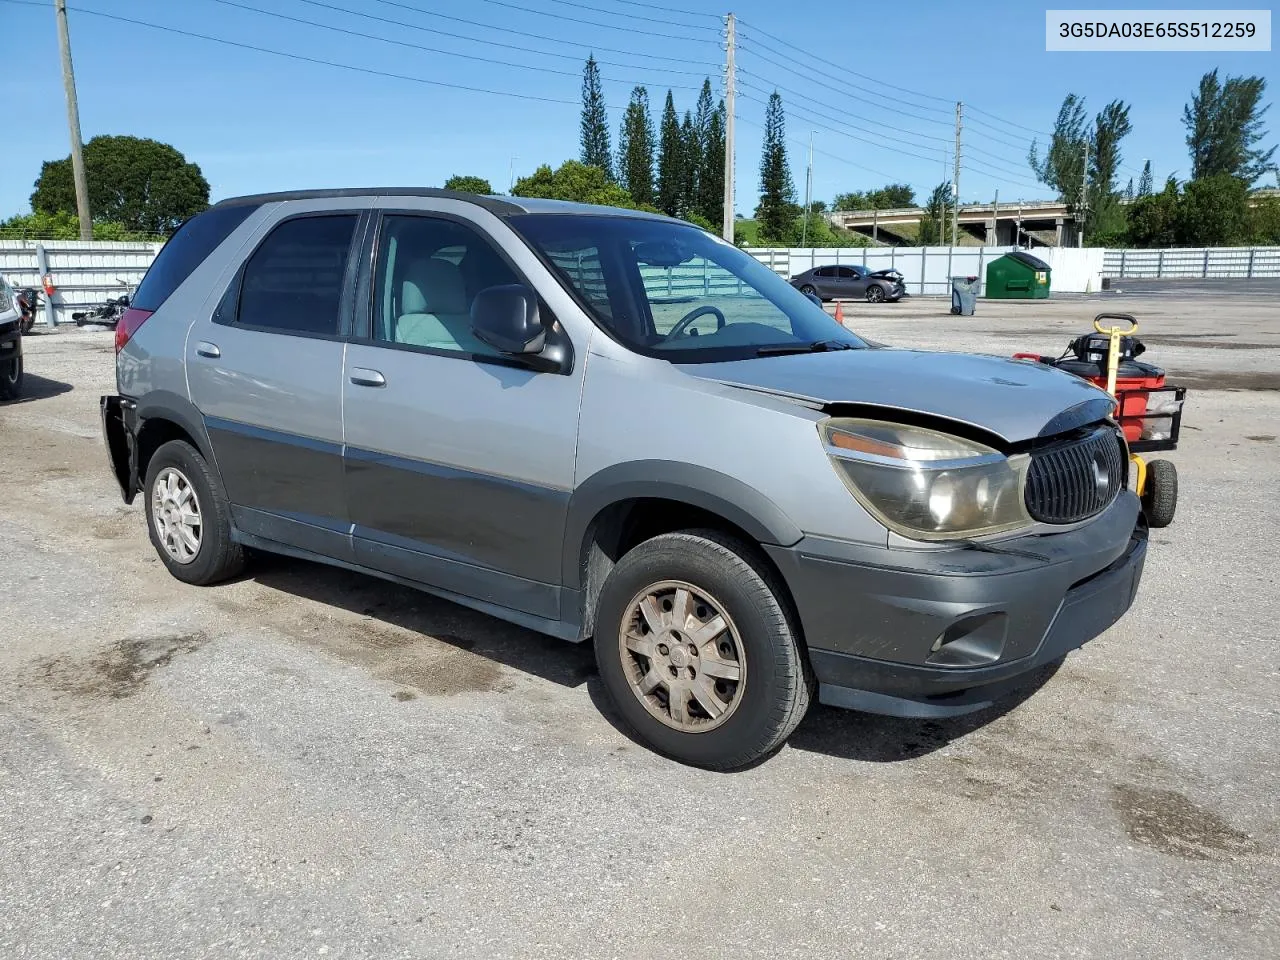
[
  {"x1": 738, "y1": 79, "x2": 951, "y2": 156},
  {"x1": 736, "y1": 18, "x2": 953, "y2": 107},
  {"x1": 739, "y1": 70, "x2": 951, "y2": 146},
  {"x1": 737, "y1": 116, "x2": 903, "y2": 184},
  {"x1": 736, "y1": 37, "x2": 953, "y2": 123},
  {"x1": 964, "y1": 115, "x2": 1036, "y2": 152},
  {"x1": 357, "y1": 0, "x2": 720, "y2": 67},
  {"x1": 465, "y1": 0, "x2": 721, "y2": 41},
  {"x1": 203, "y1": 0, "x2": 705, "y2": 90},
  {"x1": 50, "y1": 5, "x2": 590, "y2": 106},
  {"x1": 289, "y1": 0, "x2": 715, "y2": 75},
  {"x1": 579, "y1": 0, "x2": 721, "y2": 17},
  {"x1": 966, "y1": 104, "x2": 1053, "y2": 138},
  {"x1": 739, "y1": 91, "x2": 944, "y2": 166}
]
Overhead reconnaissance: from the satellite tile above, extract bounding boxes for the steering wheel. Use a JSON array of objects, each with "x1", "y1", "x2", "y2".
[{"x1": 662, "y1": 304, "x2": 726, "y2": 341}]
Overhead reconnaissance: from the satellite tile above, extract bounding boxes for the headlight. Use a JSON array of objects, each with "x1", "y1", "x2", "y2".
[
  {"x1": 0, "y1": 285, "x2": 12, "y2": 313},
  {"x1": 818, "y1": 417, "x2": 1032, "y2": 540}
]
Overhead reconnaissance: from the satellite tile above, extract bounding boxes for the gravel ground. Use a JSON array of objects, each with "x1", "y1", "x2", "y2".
[{"x1": 2, "y1": 288, "x2": 1277, "y2": 960}]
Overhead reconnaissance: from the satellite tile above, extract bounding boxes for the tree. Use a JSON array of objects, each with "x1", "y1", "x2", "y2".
[
  {"x1": 1028, "y1": 94, "x2": 1089, "y2": 211},
  {"x1": 1137, "y1": 160, "x2": 1154, "y2": 197},
  {"x1": 1176, "y1": 173, "x2": 1250, "y2": 245},
  {"x1": 1183, "y1": 70, "x2": 1276, "y2": 183},
  {"x1": 579, "y1": 55, "x2": 612, "y2": 178},
  {"x1": 443, "y1": 175, "x2": 494, "y2": 194},
  {"x1": 31, "y1": 135, "x2": 209, "y2": 235},
  {"x1": 756, "y1": 91, "x2": 796, "y2": 243},
  {"x1": 1250, "y1": 196, "x2": 1280, "y2": 244},
  {"x1": 1124, "y1": 176, "x2": 1180, "y2": 247},
  {"x1": 656, "y1": 91, "x2": 683, "y2": 217},
  {"x1": 617, "y1": 86, "x2": 655, "y2": 206},
  {"x1": 833, "y1": 184, "x2": 915, "y2": 211},
  {"x1": 697, "y1": 99, "x2": 726, "y2": 227},
  {"x1": 1090, "y1": 100, "x2": 1132, "y2": 198},
  {"x1": 680, "y1": 111, "x2": 700, "y2": 218},
  {"x1": 917, "y1": 181, "x2": 954, "y2": 245},
  {"x1": 512, "y1": 161, "x2": 637, "y2": 208}
]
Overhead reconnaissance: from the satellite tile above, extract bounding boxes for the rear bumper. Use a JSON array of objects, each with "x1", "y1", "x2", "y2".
[
  {"x1": 765, "y1": 492, "x2": 1147, "y2": 717},
  {"x1": 100, "y1": 394, "x2": 139, "y2": 503}
]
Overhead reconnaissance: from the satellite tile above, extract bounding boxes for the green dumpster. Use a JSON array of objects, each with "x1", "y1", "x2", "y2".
[{"x1": 985, "y1": 251, "x2": 1051, "y2": 299}]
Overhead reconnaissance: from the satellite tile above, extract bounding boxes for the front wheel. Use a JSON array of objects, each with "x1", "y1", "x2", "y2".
[
  {"x1": 593, "y1": 530, "x2": 812, "y2": 770},
  {"x1": 866, "y1": 284, "x2": 887, "y2": 303},
  {"x1": 0, "y1": 354, "x2": 23, "y2": 401}
]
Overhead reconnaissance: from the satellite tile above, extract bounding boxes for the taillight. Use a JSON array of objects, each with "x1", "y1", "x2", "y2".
[{"x1": 114, "y1": 308, "x2": 153, "y2": 353}]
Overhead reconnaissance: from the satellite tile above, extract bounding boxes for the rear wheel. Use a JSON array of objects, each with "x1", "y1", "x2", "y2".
[
  {"x1": 1142, "y1": 459, "x2": 1177, "y2": 528},
  {"x1": 866, "y1": 284, "x2": 887, "y2": 303},
  {"x1": 0, "y1": 354, "x2": 23, "y2": 401},
  {"x1": 144, "y1": 439, "x2": 245, "y2": 585},
  {"x1": 593, "y1": 530, "x2": 812, "y2": 770},
  {"x1": 799, "y1": 284, "x2": 818, "y2": 298}
]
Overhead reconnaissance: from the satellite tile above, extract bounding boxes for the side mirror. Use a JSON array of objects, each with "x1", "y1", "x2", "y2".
[
  {"x1": 470, "y1": 284, "x2": 545, "y2": 355},
  {"x1": 803, "y1": 291, "x2": 822, "y2": 308}
]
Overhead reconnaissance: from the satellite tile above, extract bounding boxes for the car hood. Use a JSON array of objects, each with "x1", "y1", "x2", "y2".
[{"x1": 683, "y1": 348, "x2": 1113, "y2": 444}]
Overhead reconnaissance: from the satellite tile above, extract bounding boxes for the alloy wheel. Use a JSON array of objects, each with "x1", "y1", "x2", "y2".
[
  {"x1": 151, "y1": 466, "x2": 202, "y2": 564},
  {"x1": 617, "y1": 580, "x2": 746, "y2": 732}
]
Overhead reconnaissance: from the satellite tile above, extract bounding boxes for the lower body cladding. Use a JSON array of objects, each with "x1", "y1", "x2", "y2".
[{"x1": 765, "y1": 492, "x2": 1147, "y2": 718}]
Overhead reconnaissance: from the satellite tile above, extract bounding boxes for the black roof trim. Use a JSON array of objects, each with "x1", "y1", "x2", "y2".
[{"x1": 212, "y1": 188, "x2": 522, "y2": 216}]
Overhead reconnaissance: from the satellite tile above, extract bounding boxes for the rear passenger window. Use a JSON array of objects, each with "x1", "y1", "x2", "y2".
[
  {"x1": 372, "y1": 215, "x2": 522, "y2": 357},
  {"x1": 237, "y1": 215, "x2": 357, "y2": 336},
  {"x1": 132, "y1": 204, "x2": 257, "y2": 311}
]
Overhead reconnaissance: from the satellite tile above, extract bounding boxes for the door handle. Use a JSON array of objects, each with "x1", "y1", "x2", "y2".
[
  {"x1": 349, "y1": 367, "x2": 386, "y2": 387},
  {"x1": 195, "y1": 341, "x2": 221, "y2": 359}
]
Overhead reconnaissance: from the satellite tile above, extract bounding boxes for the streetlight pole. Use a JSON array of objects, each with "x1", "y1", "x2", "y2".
[{"x1": 801, "y1": 131, "x2": 813, "y2": 248}]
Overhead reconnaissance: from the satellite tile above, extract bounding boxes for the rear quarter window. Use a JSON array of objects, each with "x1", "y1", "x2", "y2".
[{"x1": 131, "y1": 204, "x2": 258, "y2": 311}]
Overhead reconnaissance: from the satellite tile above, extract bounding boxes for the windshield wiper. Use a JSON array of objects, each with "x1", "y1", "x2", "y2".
[{"x1": 755, "y1": 339, "x2": 858, "y2": 356}]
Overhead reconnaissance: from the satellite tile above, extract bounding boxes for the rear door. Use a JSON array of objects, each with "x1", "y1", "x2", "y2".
[
  {"x1": 340, "y1": 204, "x2": 584, "y2": 620},
  {"x1": 186, "y1": 201, "x2": 370, "y2": 557}
]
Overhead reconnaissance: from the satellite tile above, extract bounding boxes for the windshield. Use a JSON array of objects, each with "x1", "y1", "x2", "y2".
[{"x1": 509, "y1": 214, "x2": 866, "y2": 362}]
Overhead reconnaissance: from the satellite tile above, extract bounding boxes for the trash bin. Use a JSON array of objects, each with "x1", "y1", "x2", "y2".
[
  {"x1": 986, "y1": 251, "x2": 1051, "y2": 299},
  {"x1": 950, "y1": 276, "x2": 978, "y2": 315}
]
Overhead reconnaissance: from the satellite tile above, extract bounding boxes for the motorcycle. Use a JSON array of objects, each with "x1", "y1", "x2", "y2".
[
  {"x1": 16, "y1": 287, "x2": 41, "y2": 335},
  {"x1": 72, "y1": 279, "x2": 135, "y2": 328}
]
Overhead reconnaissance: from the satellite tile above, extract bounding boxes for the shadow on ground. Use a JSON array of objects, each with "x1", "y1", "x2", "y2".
[
  {"x1": 1, "y1": 373, "x2": 73, "y2": 405},
  {"x1": 249, "y1": 552, "x2": 1060, "y2": 768}
]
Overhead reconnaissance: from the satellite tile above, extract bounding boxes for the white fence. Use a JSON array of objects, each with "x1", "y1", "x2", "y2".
[
  {"x1": 1102, "y1": 246, "x2": 1280, "y2": 279},
  {"x1": 0, "y1": 239, "x2": 161, "y2": 325},
  {"x1": 748, "y1": 246, "x2": 1107, "y2": 295}
]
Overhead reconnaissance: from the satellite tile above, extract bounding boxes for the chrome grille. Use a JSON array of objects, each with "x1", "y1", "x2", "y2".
[{"x1": 1025, "y1": 427, "x2": 1126, "y2": 524}]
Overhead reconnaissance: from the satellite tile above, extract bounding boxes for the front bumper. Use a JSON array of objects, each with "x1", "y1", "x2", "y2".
[{"x1": 765, "y1": 492, "x2": 1147, "y2": 717}]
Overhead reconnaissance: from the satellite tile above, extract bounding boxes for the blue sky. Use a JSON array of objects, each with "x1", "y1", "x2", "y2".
[{"x1": 1, "y1": 0, "x2": 1276, "y2": 217}]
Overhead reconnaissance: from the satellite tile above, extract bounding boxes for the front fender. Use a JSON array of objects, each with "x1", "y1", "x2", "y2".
[{"x1": 560, "y1": 460, "x2": 804, "y2": 590}]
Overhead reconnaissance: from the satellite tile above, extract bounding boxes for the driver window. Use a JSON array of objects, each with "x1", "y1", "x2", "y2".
[
  {"x1": 373, "y1": 215, "x2": 522, "y2": 357},
  {"x1": 835, "y1": 266, "x2": 857, "y2": 279},
  {"x1": 633, "y1": 246, "x2": 793, "y2": 339}
]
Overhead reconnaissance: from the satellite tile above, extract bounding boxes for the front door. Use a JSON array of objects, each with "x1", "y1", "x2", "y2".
[
  {"x1": 187, "y1": 207, "x2": 366, "y2": 556},
  {"x1": 341, "y1": 211, "x2": 584, "y2": 621}
]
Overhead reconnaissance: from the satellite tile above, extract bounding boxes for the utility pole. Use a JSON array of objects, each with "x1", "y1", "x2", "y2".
[
  {"x1": 801, "y1": 131, "x2": 813, "y2": 247},
  {"x1": 55, "y1": 0, "x2": 92, "y2": 241},
  {"x1": 951, "y1": 101, "x2": 962, "y2": 250},
  {"x1": 940, "y1": 149, "x2": 949, "y2": 245},
  {"x1": 721, "y1": 12, "x2": 736, "y2": 243},
  {"x1": 991, "y1": 188, "x2": 998, "y2": 245},
  {"x1": 1079, "y1": 140, "x2": 1089, "y2": 248},
  {"x1": 508, "y1": 155, "x2": 519, "y2": 191}
]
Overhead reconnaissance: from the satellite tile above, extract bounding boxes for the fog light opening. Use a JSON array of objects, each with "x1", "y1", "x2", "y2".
[{"x1": 926, "y1": 612, "x2": 1008, "y2": 667}]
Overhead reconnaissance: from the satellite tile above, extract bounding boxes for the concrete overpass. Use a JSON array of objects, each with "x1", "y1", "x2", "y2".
[{"x1": 830, "y1": 200, "x2": 1077, "y2": 247}]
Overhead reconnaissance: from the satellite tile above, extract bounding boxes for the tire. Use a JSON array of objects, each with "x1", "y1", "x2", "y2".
[
  {"x1": 593, "y1": 529, "x2": 813, "y2": 770},
  {"x1": 0, "y1": 354, "x2": 23, "y2": 401},
  {"x1": 143, "y1": 439, "x2": 246, "y2": 585},
  {"x1": 1142, "y1": 459, "x2": 1177, "y2": 528},
  {"x1": 799, "y1": 284, "x2": 818, "y2": 299},
  {"x1": 866, "y1": 284, "x2": 886, "y2": 303}
]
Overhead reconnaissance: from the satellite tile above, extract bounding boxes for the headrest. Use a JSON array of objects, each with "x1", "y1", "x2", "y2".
[{"x1": 401, "y1": 258, "x2": 467, "y2": 315}]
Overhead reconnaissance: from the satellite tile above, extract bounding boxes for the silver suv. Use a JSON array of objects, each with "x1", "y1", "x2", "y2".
[{"x1": 101, "y1": 189, "x2": 1147, "y2": 769}]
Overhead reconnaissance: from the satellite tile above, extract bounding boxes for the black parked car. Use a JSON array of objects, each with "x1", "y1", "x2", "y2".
[{"x1": 790, "y1": 265, "x2": 906, "y2": 303}]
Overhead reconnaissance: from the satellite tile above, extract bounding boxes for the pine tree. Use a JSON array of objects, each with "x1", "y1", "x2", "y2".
[
  {"x1": 1137, "y1": 160, "x2": 1153, "y2": 197},
  {"x1": 579, "y1": 55, "x2": 612, "y2": 179},
  {"x1": 1183, "y1": 70, "x2": 1276, "y2": 183},
  {"x1": 698, "y1": 100, "x2": 726, "y2": 227},
  {"x1": 757, "y1": 91, "x2": 796, "y2": 243},
  {"x1": 680, "y1": 111, "x2": 700, "y2": 218},
  {"x1": 617, "y1": 86, "x2": 655, "y2": 206},
  {"x1": 656, "y1": 90, "x2": 683, "y2": 217}
]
